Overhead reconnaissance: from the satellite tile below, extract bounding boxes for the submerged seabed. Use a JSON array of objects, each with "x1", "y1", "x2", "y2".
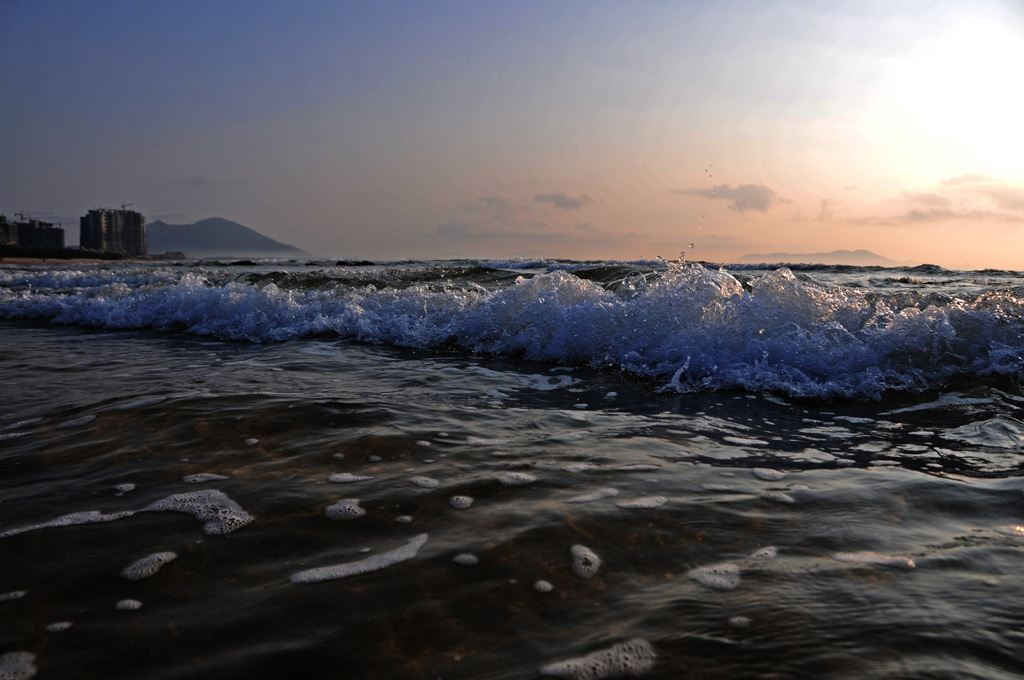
[{"x1": 3, "y1": 260, "x2": 1024, "y2": 679}]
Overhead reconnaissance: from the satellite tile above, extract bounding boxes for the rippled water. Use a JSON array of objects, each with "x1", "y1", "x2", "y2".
[{"x1": 3, "y1": 260, "x2": 1024, "y2": 679}]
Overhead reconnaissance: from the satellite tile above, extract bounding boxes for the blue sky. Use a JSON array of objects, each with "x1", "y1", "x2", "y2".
[{"x1": 3, "y1": 0, "x2": 1023, "y2": 266}]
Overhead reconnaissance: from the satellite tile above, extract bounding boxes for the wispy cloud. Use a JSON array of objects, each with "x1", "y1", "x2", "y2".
[
  {"x1": 975, "y1": 186, "x2": 1024, "y2": 212},
  {"x1": 534, "y1": 192, "x2": 594, "y2": 210},
  {"x1": 901, "y1": 191, "x2": 950, "y2": 208},
  {"x1": 942, "y1": 173, "x2": 994, "y2": 186},
  {"x1": 674, "y1": 184, "x2": 780, "y2": 212},
  {"x1": 463, "y1": 195, "x2": 518, "y2": 220}
]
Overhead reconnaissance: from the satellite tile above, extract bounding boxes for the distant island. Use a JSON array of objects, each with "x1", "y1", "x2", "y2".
[
  {"x1": 147, "y1": 217, "x2": 308, "y2": 259},
  {"x1": 732, "y1": 249, "x2": 905, "y2": 266}
]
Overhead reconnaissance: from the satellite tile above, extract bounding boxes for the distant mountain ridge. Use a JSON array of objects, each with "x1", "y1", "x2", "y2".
[
  {"x1": 147, "y1": 217, "x2": 308, "y2": 258},
  {"x1": 733, "y1": 249, "x2": 904, "y2": 266}
]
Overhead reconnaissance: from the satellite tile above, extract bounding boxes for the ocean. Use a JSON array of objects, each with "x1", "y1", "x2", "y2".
[{"x1": 2, "y1": 257, "x2": 1024, "y2": 679}]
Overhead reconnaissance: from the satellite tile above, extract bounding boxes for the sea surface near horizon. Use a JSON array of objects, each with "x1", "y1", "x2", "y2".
[{"x1": 3, "y1": 258, "x2": 1024, "y2": 679}]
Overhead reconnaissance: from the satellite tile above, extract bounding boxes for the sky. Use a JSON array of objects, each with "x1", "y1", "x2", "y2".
[{"x1": 2, "y1": 0, "x2": 1023, "y2": 267}]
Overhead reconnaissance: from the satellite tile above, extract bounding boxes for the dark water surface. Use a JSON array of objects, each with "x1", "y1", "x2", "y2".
[{"x1": 4, "y1": 321, "x2": 1024, "y2": 679}]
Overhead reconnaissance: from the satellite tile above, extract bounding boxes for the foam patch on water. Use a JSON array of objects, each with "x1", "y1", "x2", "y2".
[
  {"x1": 0, "y1": 510, "x2": 136, "y2": 538},
  {"x1": 612, "y1": 464, "x2": 661, "y2": 472},
  {"x1": 325, "y1": 499, "x2": 365, "y2": 520},
  {"x1": 0, "y1": 651, "x2": 36, "y2": 680},
  {"x1": 328, "y1": 473, "x2": 374, "y2": 483},
  {"x1": 453, "y1": 553, "x2": 478, "y2": 566},
  {"x1": 143, "y1": 489, "x2": 254, "y2": 535},
  {"x1": 753, "y1": 468, "x2": 785, "y2": 481},
  {"x1": 833, "y1": 551, "x2": 915, "y2": 569},
  {"x1": 571, "y1": 545, "x2": 601, "y2": 579},
  {"x1": 562, "y1": 463, "x2": 602, "y2": 473},
  {"x1": 0, "y1": 591, "x2": 26, "y2": 602},
  {"x1": 761, "y1": 492, "x2": 795, "y2": 504},
  {"x1": 291, "y1": 533, "x2": 428, "y2": 583},
  {"x1": 114, "y1": 483, "x2": 136, "y2": 496},
  {"x1": 44, "y1": 621, "x2": 72, "y2": 632},
  {"x1": 182, "y1": 473, "x2": 230, "y2": 483},
  {"x1": 566, "y1": 488, "x2": 619, "y2": 504},
  {"x1": 57, "y1": 415, "x2": 96, "y2": 429},
  {"x1": 121, "y1": 552, "x2": 178, "y2": 580},
  {"x1": 724, "y1": 436, "x2": 768, "y2": 447},
  {"x1": 616, "y1": 496, "x2": 668, "y2": 509},
  {"x1": 449, "y1": 495, "x2": 474, "y2": 509},
  {"x1": 115, "y1": 599, "x2": 142, "y2": 610},
  {"x1": 498, "y1": 472, "x2": 536, "y2": 486},
  {"x1": 540, "y1": 638, "x2": 656, "y2": 679},
  {"x1": 701, "y1": 484, "x2": 733, "y2": 492},
  {"x1": 687, "y1": 562, "x2": 741, "y2": 589},
  {"x1": 409, "y1": 476, "x2": 440, "y2": 488},
  {"x1": 467, "y1": 436, "x2": 510, "y2": 446},
  {"x1": 0, "y1": 432, "x2": 28, "y2": 442},
  {"x1": 2, "y1": 418, "x2": 41, "y2": 431},
  {"x1": 749, "y1": 546, "x2": 778, "y2": 560},
  {"x1": 534, "y1": 580, "x2": 554, "y2": 593}
]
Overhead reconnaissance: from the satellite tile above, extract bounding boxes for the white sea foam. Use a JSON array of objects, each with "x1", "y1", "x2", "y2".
[
  {"x1": 325, "y1": 499, "x2": 365, "y2": 520},
  {"x1": 616, "y1": 496, "x2": 668, "y2": 509},
  {"x1": 452, "y1": 553, "x2": 478, "y2": 566},
  {"x1": 2, "y1": 418, "x2": 41, "y2": 430},
  {"x1": 57, "y1": 415, "x2": 96, "y2": 429},
  {"x1": 114, "y1": 483, "x2": 136, "y2": 496},
  {"x1": 45, "y1": 621, "x2": 72, "y2": 633},
  {"x1": 761, "y1": 491, "x2": 795, "y2": 504},
  {"x1": 749, "y1": 546, "x2": 778, "y2": 560},
  {"x1": 328, "y1": 472, "x2": 374, "y2": 483},
  {"x1": 144, "y1": 489, "x2": 254, "y2": 535},
  {"x1": 833, "y1": 551, "x2": 915, "y2": 569},
  {"x1": 0, "y1": 651, "x2": 36, "y2": 680},
  {"x1": 291, "y1": 534, "x2": 428, "y2": 583},
  {"x1": 121, "y1": 552, "x2": 178, "y2": 580},
  {"x1": 611, "y1": 464, "x2": 661, "y2": 472},
  {"x1": 753, "y1": 468, "x2": 785, "y2": 481},
  {"x1": 0, "y1": 510, "x2": 136, "y2": 538},
  {"x1": 497, "y1": 472, "x2": 536, "y2": 486},
  {"x1": 534, "y1": 580, "x2": 554, "y2": 593},
  {"x1": 571, "y1": 545, "x2": 601, "y2": 579},
  {"x1": 115, "y1": 599, "x2": 143, "y2": 610},
  {"x1": 562, "y1": 463, "x2": 602, "y2": 473},
  {"x1": 566, "y1": 488, "x2": 619, "y2": 504},
  {"x1": 6, "y1": 262, "x2": 1024, "y2": 399},
  {"x1": 409, "y1": 476, "x2": 440, "y2": 488},
  {"x1": 0, "y1": 591, "x2": 26, "y2": 602},
  {"x1": 182, "y1": 473, "x2": 230, "y2": 483},
  {"x1": 687, "y1": 562, "x2": 741, "y2": 590},
  {"x1": 540, "y1": 638, "x2": 655, "y2": 679},
  {"x1": 449, "y1": 495, "x2": 474, "y2": 509}
]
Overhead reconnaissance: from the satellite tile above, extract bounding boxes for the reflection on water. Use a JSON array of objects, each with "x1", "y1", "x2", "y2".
[{"x1": 3, "y1": 323, "x2": 1024, "y2": 679}]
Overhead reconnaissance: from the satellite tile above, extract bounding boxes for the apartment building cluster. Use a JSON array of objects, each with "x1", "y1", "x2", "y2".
[{"x1": 1, "y1": 207, "x2": 147, "y2": 256}]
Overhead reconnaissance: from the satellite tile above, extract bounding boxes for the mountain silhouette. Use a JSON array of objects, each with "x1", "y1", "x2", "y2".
[
  {"x1": 147, "y1": 217, "x2": 308, "y2": 258},
  {"x1": 733, "y1": 249, "x2": 905, "y2": 266}
]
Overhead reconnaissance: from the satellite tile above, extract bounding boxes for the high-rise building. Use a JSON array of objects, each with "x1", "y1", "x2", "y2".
[
  {"x1": 1, "y1": 216, "x2": 65, "y2": 248},
  {"x1": 80, "y1": 208, "x2": 147, "y2": 256}
]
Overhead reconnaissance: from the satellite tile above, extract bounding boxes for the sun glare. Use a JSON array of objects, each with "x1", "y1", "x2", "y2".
[{"x1": 887, "y1": 16, "x2": 1024, "y2": 178}]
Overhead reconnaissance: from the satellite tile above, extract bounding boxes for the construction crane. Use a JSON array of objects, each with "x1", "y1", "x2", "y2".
[
  {"x1": 15, "y1": 211, "x2": 53, "y2": 222},
  {"x1": 121, "y1": 202, "x2": 134, "y2": 211}
]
